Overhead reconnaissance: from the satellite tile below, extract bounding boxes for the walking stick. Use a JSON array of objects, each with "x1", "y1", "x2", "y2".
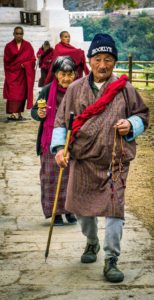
[{"x1": 45, "y1": 112, "x2": 74, "y2": 261}]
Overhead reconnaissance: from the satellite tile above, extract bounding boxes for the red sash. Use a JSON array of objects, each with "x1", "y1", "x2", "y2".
[{"x1": 71, "y1": 75, "x2": 128, "y2": 143}]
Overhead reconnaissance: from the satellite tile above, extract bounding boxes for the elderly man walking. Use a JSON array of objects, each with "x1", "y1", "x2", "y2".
[{"x1": 50, "y1": 33, "x2": 149, "y2": 283}]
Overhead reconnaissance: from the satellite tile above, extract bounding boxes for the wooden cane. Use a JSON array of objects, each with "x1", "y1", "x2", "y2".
[{"x1": 45, "y1": 112, "x2": 74, "y2": 261}]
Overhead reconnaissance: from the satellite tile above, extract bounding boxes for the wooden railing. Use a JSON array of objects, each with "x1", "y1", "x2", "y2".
[{"x1": 114, "y1": 54, "x2": 154, "y2": 86}]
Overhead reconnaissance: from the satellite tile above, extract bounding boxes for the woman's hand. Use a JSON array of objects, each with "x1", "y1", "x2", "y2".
[
  {"x1": 114, "y1": 119, "x2": 131, "y2": 136},
  {"x1": 55, "y1": 149, "x2": 70, "y2": 168},
  {"x1": 37, "y1": 108, "x2": 46, "y2": 119}
]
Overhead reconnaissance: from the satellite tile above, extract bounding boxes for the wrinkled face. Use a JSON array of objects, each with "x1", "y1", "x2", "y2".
[
  {"x1": 13, "y1": 29, "x2": 24, "y2": 43},
  {"x1": 61, "y1": 32, "x2": 70, "y2": 45},
  {"x1": 89, "y1": 53, "x2": 116, "y2": 83},
  {"x1": 56, "y1": 71, "x2": 76, "y2": 88}
]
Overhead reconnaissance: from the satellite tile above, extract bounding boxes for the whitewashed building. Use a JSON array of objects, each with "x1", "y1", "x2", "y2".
[{"x1": 0, "y1": 0, "x2": 86, "y2": 48}]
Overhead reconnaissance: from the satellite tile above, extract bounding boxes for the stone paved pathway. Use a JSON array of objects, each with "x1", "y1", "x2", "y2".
[{"x1": 0, "y1": 115, "x2": 153, "y2": 300}]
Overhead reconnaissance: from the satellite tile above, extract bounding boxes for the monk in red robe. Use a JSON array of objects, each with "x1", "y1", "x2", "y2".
[
  {"x1": 3, "y1": 26, "x2": 36, "y2": 121},
  {"x1": 45, "y1": 31, "x2": 89, "y2": 85},
  {"x1": 36, "y1": 41, "x2": 54, "y2": 87}
]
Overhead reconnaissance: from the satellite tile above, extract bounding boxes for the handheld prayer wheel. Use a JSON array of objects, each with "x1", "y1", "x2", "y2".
[{"x1": 37, "y1": 99, "x2": 46, "y2": 109}]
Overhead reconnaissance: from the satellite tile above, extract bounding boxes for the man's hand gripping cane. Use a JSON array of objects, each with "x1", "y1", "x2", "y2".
[{"x1": 55, "y1": 149, "x2": 70, "y2": 168}]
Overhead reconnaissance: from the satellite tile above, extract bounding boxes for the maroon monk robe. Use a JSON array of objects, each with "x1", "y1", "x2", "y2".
[
  {"x1": 37, "y1": 47, "x2": 54, "y2": 87},
  {"x1": 37, "y1": 47, "x2": 54, "y2": 70},
  {"x1": 3, "y1": 39, "x2": 36, "y2": 110},
  {"x1": 45, "y1": 42, "x2": 89, "y2": 84}
]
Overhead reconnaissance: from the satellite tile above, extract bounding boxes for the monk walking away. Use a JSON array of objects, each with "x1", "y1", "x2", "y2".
[
  {"x1": 36, "y1": 41, "x2": 54, "y2": 87},
  {"x1": 3, "y1": 26, "x2": 36, "y2": 121},
  {"x1": 51, "y1": 33, "x2": 149, "y2": 283}
]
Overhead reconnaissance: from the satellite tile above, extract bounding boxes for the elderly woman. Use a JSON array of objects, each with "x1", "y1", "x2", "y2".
[{"x1": 31, "y1": 56, "x2": 77, "y2": 225}]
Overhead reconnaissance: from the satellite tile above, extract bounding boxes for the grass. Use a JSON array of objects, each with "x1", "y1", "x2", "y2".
[
  {"x1": 132, "y1": 82, "x2": 154, "y2": 90},
  {"x1": 114, "y1": 71, "x2": 154, "y2": 90}
]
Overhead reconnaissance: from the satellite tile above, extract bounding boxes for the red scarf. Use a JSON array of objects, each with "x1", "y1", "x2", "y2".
[
  {"x1": 71, "y1": 75, "x2": 128, "y2": 143},
  {"x1": 41, "y1": 78, "x2": 66, "y2": 154}
]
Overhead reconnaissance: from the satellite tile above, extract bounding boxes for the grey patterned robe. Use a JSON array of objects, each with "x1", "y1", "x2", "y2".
[{"x1": 54, "y1": 74, "x2": 149, "y2": 219}]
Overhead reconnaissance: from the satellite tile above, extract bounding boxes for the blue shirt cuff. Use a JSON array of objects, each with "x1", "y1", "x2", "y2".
[
  {"x1": 50, "y1": 127, "x2": 66, "y2": 154},
  {"x1": 125, "y1": 116, "x2": 144, "y2": 142}
]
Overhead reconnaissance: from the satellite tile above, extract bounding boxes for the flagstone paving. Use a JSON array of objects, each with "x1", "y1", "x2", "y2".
[{"x1": 0, "y1": 108, "x2": 153, "y2": 300}]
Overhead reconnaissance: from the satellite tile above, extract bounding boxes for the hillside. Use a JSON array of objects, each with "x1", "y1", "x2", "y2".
[
  {"x1": 73, "y1": 13, "x2": 154, "y2": 60},
  {"x1": 64, "y1": 0, "x2": 154, "y2": 11}
]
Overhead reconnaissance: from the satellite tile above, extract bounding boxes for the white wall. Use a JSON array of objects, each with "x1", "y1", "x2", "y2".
[
  {"x1": 45, "y1": 0, "x2": 64, "y2": 9},
  {"x1": 25, "y1": 0, "x2": 44, "y2": 11},
  {"x1": 0, "y1": 8, "x2": 21, "y2": 23}
]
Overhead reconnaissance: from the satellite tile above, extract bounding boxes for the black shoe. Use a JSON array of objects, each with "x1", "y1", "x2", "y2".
[
  {"x1": 103, "y1": 257, "x2": 124, "y2": 283},
  {"x1": 54, "y1": 215, "x2": 64, "y2": 226},
  {"x1": 81, "y1": 241, "x2": 100, "y2": 263},
  {"x1": 65, "y1": 213, "x2": 77, "y2": 225},
  {"x1": 18, "y1": 115, "x2": 27, "y2": 121}
]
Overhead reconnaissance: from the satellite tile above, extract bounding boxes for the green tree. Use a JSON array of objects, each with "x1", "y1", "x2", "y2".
[
  {"x1": 145, "y1": 32, "x2": 154, "y2": 48},
  {"x1": 73, "y1": 13, "x2": 154, "y2": 60},
  {"x1": 104, "y1": 0, "x2": 138, "y2": 10}
]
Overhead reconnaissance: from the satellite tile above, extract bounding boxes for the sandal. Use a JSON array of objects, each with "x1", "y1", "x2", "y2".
[
  {"x1": 18, "y1": 115, "x2": 27, "y2": 121},
  {"x1": 7, "y1": 114, "x2": 17, "y2": 121}
]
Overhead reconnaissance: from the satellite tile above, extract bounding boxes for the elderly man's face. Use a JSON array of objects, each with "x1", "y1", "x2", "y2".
[{"x1": 89, "y1": 53, "x2": 116, "y2": 83}]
